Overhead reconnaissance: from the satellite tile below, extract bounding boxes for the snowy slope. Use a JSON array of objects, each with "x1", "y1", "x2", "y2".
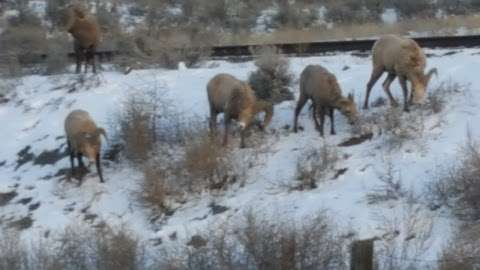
[{"x1": 0, "y1": 48, "x2": 479, "y2": 262}]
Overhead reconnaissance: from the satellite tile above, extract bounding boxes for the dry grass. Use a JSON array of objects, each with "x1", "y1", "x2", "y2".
[
  {"x1": 294, "y1": 144, "x2": 339, "y2": 190},
  {"x1": 0, "y1": 225, "x2": 146, "y2": 270},
  {"x1": 426, "y1": 133, "x2": 480, "y2": 221},
  {"x1": 183, "y1": 135, "x2": 234, "y2": 192},
  {"x1": 438, "y1": 224, "x2": 480, "y2": 270},
  {"x1": 366, "y1": 161, "x2": 407, "y2": 204},
  {"x1": 162, "y1": 210, "x2": 348, "y2": 270},
  {"x1": 375, "y1": 202, "x2": 434, "y2": 270},
  {"x1": 219, "y1": 14, "x2": 480, "y2": 45},
  {"x1": 248, "y1": 46, "x2": 294, "y2": 104}
]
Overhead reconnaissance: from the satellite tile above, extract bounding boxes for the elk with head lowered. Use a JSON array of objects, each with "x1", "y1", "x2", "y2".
[
  {"x1": 65, "y1": 109, "x2": 107, "y2": 184},
  {"x1": 364, "y1": 34, "x2": 438, "y2": 112}
]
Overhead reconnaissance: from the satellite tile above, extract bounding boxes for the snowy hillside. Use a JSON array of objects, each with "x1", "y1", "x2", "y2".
[{"x1": 0, "y1": 48, "x2": 479, "y2": 265}]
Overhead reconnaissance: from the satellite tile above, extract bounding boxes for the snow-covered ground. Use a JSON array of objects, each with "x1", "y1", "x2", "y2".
[{"x1": 0, "y1": 48, "x2": 479, "y2": 263}]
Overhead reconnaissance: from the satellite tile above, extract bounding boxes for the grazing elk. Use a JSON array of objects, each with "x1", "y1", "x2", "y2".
[
  {"x1": 65, "y1": 109, "x2": 106, "y2": 184},
  {"x1": 364, "y1": 34, "x2": 437, "y2": 112},
  {"x1": 65, "y1": 5, "x2": 100, "y2": 73},
  {"x1": 207, "y1": 73, "x2": 274, "y2": 148},
  {"x1": 294, "y1": 65, "x2": 358, "y2": 136}
]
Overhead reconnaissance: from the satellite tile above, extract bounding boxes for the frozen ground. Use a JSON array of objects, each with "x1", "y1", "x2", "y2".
[{"x1": 0, "y1": 47, "x2": 479, "y2": 263}]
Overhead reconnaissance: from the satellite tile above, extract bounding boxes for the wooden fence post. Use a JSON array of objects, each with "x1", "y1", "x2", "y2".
[{"x1": 350, "y1": 239, "x2": 374, "y2": 270}]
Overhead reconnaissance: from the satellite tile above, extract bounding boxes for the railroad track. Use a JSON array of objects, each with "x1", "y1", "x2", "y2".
[
  {"x1": 6, "y1": 34, "x2": 480, "y2": 64},
  {"x1": 211, "y1": 34, "x2": 480, "y2": 58}
]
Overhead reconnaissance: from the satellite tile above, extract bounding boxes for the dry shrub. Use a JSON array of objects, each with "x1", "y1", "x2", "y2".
[
  {"x1": 437, "y1": 0, "x2": 469, "y2": 15},
  {"x1": 0, "y1": 230, "x2": 26, "y2": 270},
  {"x1": 0, "y1": 225, "x2": 146, "y2": 270},
  {"x1": 380, "y1": 108, "x2": 425, "y2": 150},
  {"x1": 270, "y1": 1, "x2": 318, "y2": 29},
  {"x1": 248, "y1": 46, "x2": 294, "y2": 104},
  {"x1": 426, "y1": 134, "x2": 480, "y2": 221},
  {"x1": 438, "y1": 224, "x2": 480, "y2": 270},
  {"x1": 391, "y1": 0, "x2": 435, "y2": 19},
  {"x1": 45, "y1": 0, "x2": 70, "y2": 29},
  {"x1": 112, "y1": 26, "x2": 215, "y2": 71},
  {"x1": 45, "y1": 33, "x2": 70, "y2": 75},
  {"x1": 423, "y1": 80, "x2": 467, "y2": 114},
  {"x1": 163, "y1": 211, "x2": 348, "y2": 270},
  {"x1": 0, "y1": 25, "x2": 48, "y2": 75},
  {"x1": 375, "y1": 203, "x2": 434, "y2": 270},
  {"x1": 366, "y1": 161, "x2": 407, "y2": 204},
  {"x1": 141, "y1": 160, "x2": 172, "y2": 213},
  {"x1": 183, "y1": 135, "x2": 234, "y2": 192},
  {"x1": 114, "y1": 94, "x2": 156, "y2": 164},
  {"x1": 294, "y1": 144, "x2": 339, "y2": 190},
  {"x1": 325, "y1": 0, "x2": 383, "y2": 24}
]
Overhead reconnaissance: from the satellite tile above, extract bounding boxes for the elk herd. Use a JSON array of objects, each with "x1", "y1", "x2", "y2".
[{"x1": 62, "y1": 6, "x2": 437, "y2": 184}]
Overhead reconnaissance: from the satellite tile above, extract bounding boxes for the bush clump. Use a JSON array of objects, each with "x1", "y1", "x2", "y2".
[{"x1": 248, "y1": 46, "x2": 294, "y2": 104}]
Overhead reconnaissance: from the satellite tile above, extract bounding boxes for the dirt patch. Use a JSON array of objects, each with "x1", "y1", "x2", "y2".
[
  {"x1": 17, "y1": 197, "x2": 32, "y2": 205},
  {"x1": 442, "y1": 51, "x2": 458, "y2": 56},
  {"x1": 84, "y1": 213, "x2": 98, "y2": 223},
  {"x1": 351, "y1": 52, "x2": 370, "y2": 58},
  {"x1": 338, "y1": 133, "x2": 373, "y2": 147},
  {"x1": 9, "y1": 216, "x2": 33, "y2": 230},
  {"x1": 209, "y1": 202, "x2": 229, "y2": 215},
  {"x1": 187, "y1": 235, "x2": 207, "y2": 249},
  {"x1": 28, "y1": 202, "x2": 40, "y2": 211},
  {"x1": 0, "y1": 191, "x2": 18, "y2": 206},
  {"x1": 0, "y1": 95, "x2": 9, "y2": 104},
  {"x1": 15, "y1": 146, "x2": 35, "y2": 170},
  {"x1": 333, "y1": 168, "x2": 348, "y2": 180},
  {"x1": 33, "y1": 146, "x2": 68, "y2": 166}
]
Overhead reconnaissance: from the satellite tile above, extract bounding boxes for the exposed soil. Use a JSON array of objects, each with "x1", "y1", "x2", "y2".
[
  {"x1": 0, "y1": 191, "x2": 18, "y2": 206},
  {"x1": 338, "y1": 133, "x2": 373, "y2": 147}
]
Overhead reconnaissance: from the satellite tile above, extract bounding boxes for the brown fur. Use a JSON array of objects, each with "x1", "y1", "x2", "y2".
[
  {"x1": 293, "y1": 65, "x2": 358, "y2": 136},
  {"x1": 207, "y1": 73, "x2": 274, "y2": 148},
  {"x1": 65, "y1": 109, "x2": 106, "y2": 183},
  {"x1": 66, "y1": 5, "x2": 100, "y2": 73},
  {"x1": 364, "y1": 34, "x2": 438, "y2": 112}
]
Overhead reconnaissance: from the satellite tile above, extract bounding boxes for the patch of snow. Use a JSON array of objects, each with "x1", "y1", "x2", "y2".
[
  {"x1": 0, "y1": 48, "x2": 478, "y2": 263},
  {"x1": 381, "y1": 8, "x2": 397, "y2": 24}
]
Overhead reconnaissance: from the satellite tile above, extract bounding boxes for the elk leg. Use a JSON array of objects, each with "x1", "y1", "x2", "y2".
[
  {"x1": 90, "y1": 47, "x2": 97, "y2": 74},
  {"x1": 364, "y1": 67, "x2": 384, "y2": 109},
  {"x1": 77, "y1": 153, "x2": 85, "y2": 168},
  {"x1": 293, "y1": 93, "x2": 308, "y2": 132},
  {"x1": 223, "y1": 116, "x2": 231, "y2": 146},
  {"x1": 399, "y1": 76, "x2": 410, "y2": 112},
  {"x1": 240, "y1": 128, "x2": 247, "y2": 149},
  {"x1": 329, "y1": 107, "x2": 336, "y2": 135},
  {"x1": 73, "y1": 41, "x2": 81, "y2": 74},
  {"x1": 84, "y1": 49, "x2": 89, "y2": 74},
  {"x1": 382, "y1": 73, "x2": 398, "y2": 107},
  {"x1": 209, "y1": 108, "x2": 218, "y2": 134},
  {"x1": 318, "y1": 106, "x2": 326, "y2": 137},
  {"x1": 67, "y1": 141, "x2": 75, "y2": 173},
  {"x1": 96, "y1": 153, "x2": 104, "y2": 183},
  {"x1": 312, "y1": 103, "x2": 321, "y2": 131}
]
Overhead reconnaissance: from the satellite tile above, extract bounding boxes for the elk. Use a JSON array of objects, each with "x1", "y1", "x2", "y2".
[
  {"x1": 364, "y1": 34, "x2": 437, "y2": 112},
  {"x1": 207, "y1": 73, "x2": 274, "y2": 148},
  {"x1": 65, "y1": 5, "x2": 100, "y2": 73},
  {"x1": 65, "y1": 109, "x2": 106, "y2": 184},
  {"x1": 293, "y1": 65, "x2": 358, "y2": 136}
]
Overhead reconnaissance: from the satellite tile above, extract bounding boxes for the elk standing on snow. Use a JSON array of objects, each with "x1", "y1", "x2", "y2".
[
  {"x1": 65, "y1": 5, "x2": 100, "y2": 73},
  {"x1": 207, "y1": 73, "x2": 274, "y2": 148},
  {"x1": 65, "y1": 109, "x2": 106, "y2": 184},
  {"x1": 293, "y1": 65, "x2": 358, "y2": 137},
  {"x1": 364, "y1": 34, "x2": 437, "y2": 112}
]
